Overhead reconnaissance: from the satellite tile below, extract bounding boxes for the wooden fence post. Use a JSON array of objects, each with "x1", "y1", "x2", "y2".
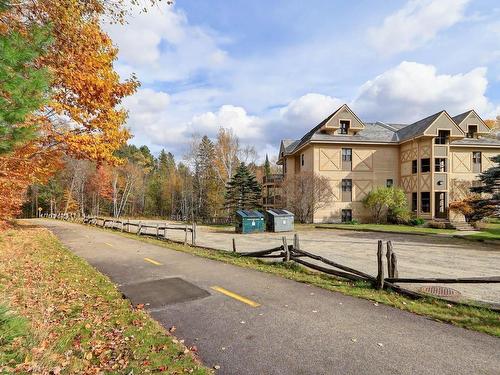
[
  {"x1": 376, "y1": 240, "x2": 384, "y2": 290},
  {"x1": 391, "y1": 252, "x2": 399, "y2": 279},
  {"x1": 156, "y1": 224, "x2": 159, "y2": 238},
  {"x1": 232, "y1": 238, "x2": 236, "y2": 252},
  {"x1": 138, "y1": 221, "x2": 142, "y2": 235},
  {"x1": 184, "y1": 224, "x2": 188, "y2": 245},
  {"x1": 192, "y1": 222, "x2": 196, "y2": 245},
  {"x1": 293, "y1": 233, "x2": 300, "y2": 251},
  {"x1": 386, "y1": 241, "x2": 393, "y2": 278},
  {"x1": 283, "y1": 237, "x2": 290, "y2": 262},
  {"x1": 164, "y1": 222, "x2": 168, "y2": 239}
]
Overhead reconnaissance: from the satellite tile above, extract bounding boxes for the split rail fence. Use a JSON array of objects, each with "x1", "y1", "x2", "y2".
[{"x1": 45, "y1": 214, "x2": 500, "y2": 302}]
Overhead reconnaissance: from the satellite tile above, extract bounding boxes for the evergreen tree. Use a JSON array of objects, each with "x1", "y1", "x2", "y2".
[
  {"x1": 264, "y1": 154, "x2": 271, "y2": 177},
  {"x1": 224, "y1": 162, "x2": 262, "y2": 212},
  {"x1": 0, "y1": 17, "x2": 52, "y2": 154},
  {"x1": 470, "y1": 155, "x2": 500, "y2": 198},
  {"x1": 193, "y1": 136, "x2": 217, "y2": 219}
]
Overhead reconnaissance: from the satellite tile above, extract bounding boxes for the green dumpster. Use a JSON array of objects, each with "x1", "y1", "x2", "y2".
[{"x1": 235, "y1": 210, "x2": 265, "y2": 234}]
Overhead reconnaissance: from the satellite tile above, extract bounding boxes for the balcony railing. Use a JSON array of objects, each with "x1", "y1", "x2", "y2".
[{"x1": 263, "y1": 174, "x2": 283, "y2": 184}]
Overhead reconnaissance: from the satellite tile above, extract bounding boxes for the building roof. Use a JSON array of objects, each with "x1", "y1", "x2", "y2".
[
  {"x1": 452, "y1": 110, "x2": 473, "y2": 126},
  {"x1": 279, "y1": 105, "x2": 500, "y2": 158}
]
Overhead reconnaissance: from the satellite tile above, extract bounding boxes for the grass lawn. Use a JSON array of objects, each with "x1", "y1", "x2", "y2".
[
  {"x1": 462, "y1": 222, "x2": 500, "y2": 241},
  {"x1": 0, "y1": 226, "x2": 211, "y2": 374},
  {"x1": 315, "y1": 223, "x2": 458, "y2": 235},
  {"x1": 100, "y1": 225, "x2": 500, "y2": 337}
]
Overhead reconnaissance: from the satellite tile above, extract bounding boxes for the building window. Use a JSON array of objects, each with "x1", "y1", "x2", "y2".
[
  {"x1": 467, "y1": 125, "x2": 478, "y2": 138},
  {"x1": 435, "y1": 130, "x2": 450, "y2": 145},
  {"x1": 339, "y1": 120, "x2": 350, "y2": 135},
  {"x1": 472, "y1": 151, "x2": 481, "y2": 173},
  {"x1": 283, "y1": 161, "x2": 287, "y2": 175},
  {"x1": 341, "y1": 209, "x2": 352, "y2": 223},
  {"x1": 386, "y1": 179, "x2": 393, "y2": 187},
  {"x1": 421, "y1": 158, "x2": 430, "y2": 173},
  {"x1": 435, "y1": 158, "x2": 447, "y2": 172},
  {"x1": 421, "y1": 192, "x2": 430, "y2": 213},
  {"x1": 411, "y1": 192, "x2": 417, "y2": 212},
  {"x1": 412, "y1": 160, "x2": 417, "y2": 174},
  {"x1": 342, "y1": 148, "x2": 352, "y2": 171},
  {"x1": 341, "y1": 179, "x2": 352, "y2": 202},
  {"x1": 301, "y1": 153, "x2": 304, "y2": 167}
]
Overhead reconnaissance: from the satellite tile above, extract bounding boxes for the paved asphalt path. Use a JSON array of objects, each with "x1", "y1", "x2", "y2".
[{"x1": 31, "y1": 219, "x2": 499, "y2": 375}]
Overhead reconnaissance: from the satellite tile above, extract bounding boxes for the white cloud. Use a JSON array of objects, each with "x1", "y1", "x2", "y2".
[
  {"x1": 369, "y1": 0, "x2": 470, "y2": 55},
  {"x1": 353, "y1": 61, "x2": 491, "y2": 122},
  {"x1": 279, "y1": 93, "x2": 343, "y2": 130},
  {"x1": 188, "y1": 105, "x2": 264, "y2": 141},
  {"x1": 106, "y1": 4, "x2": 229, "y2": 82}
]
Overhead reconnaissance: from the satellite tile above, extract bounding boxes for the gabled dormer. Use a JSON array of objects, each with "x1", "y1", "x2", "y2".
[
  {"x1": 422, "y1": 111, "x2": 465, "y2": 140},
  {"x1": 452, "y1": 110, "x2": 490, "y2": 138},
  {"x1": 321, "y1": 104, "x2": 365, "y2": 135}
]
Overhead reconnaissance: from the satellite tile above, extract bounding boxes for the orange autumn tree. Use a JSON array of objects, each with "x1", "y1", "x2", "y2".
[{"x1": 0, "y1": 0, "x2": 140, "y2": 219}]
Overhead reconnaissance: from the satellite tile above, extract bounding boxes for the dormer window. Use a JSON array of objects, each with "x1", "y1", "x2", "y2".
[
  {"x1": 435, "y1": 130, "x2": 449, "y2": 144},
  {"x1": 466, "y1": 125, "x2": 478, "y2": 138},
  {"x1": 339, "y1": 120, "x2": 350, "y2": 135}
]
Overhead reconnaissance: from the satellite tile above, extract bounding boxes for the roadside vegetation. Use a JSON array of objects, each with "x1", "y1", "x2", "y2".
[
  {"x1": 0, "y1": 226, "x2": 211, "y2": 374},
  {"x1": 462, "y1": 221, "x2": 500, "y2": 241},
  {"x1": 106, "y1": 226, "x2": 500, "y2": 337},
  {"x1": 315, "y1": 223, "x2": 457, "y2": 235}
]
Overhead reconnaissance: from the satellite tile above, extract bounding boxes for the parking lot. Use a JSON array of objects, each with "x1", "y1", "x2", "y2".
[{"x1": 134, "y1": 220, "x2": 500, "y2": 304}]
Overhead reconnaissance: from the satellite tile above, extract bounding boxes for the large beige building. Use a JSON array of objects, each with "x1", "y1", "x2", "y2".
[{"x1": 277, "y1": 104, "x2": 500, "y2": 223}]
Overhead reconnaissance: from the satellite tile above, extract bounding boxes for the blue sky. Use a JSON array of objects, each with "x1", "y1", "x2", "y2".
[{"x1": 105, "y1": 0, "x2": 500, "y2": 160}]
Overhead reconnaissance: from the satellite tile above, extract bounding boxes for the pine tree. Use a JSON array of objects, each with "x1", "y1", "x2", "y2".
[
  {"x1": 193, "y1": 136, "x2": 217, "y2": 219},
  {"x1": 264, "y1": 154, "x2": 271, "y2": 177},
  {"x1": 0, "y1": 18, "x2": 52, "y2": 154},
  {"x1": 471, "y1": 155, "x2": 500, "y2": 199},
  {"x1": 224, "y1": 162, "x2": 262, "y2": 212}
]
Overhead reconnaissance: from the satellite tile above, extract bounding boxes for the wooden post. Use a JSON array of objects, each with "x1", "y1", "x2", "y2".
[
  {"x1": 138, "y1": 221, "x2": 142, "y2": 235},
  {"x1": 192, "y1": 222, "x2": 196, "y2": 245},
  {"x1": 232, "y1": 238, "x2": 236, "y2": 252},
  {"x1": 164, "y1": 222, "x2": 168, "y2": 239},
  {"x1": 386, "y1": 241, "x2": 393, "y2": 278},
  {"x1": 391, "y1": 252, "x2": 399, "y2": 279},
  {"x1": 293, "y1": 233, "x2": 300, "y2": 251},
  {"x1": 184, "y1": 224, "x2": 188, "y2": 245},
  {"x1": 156, "y1": 223, "x2": 159, "y2": 238},
  {"x1": 121, "y1": 221, "x2": 124, "y2": 232},
  {"x1": 376, "y1": 240, "x2": 384, "y2": 290},
  {"x1": 283, "y1": 237, "x2": 290, "y2": 262}
]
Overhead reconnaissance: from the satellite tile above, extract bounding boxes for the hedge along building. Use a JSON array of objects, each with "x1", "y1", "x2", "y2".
[{"x1": 277, "y1": 104, "x2": 500, "y2": 223}]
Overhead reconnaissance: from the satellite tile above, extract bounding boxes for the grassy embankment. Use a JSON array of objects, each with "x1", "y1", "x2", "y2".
[{"x1": 0, "y1": 226, "x2": 211, "y2": 374}]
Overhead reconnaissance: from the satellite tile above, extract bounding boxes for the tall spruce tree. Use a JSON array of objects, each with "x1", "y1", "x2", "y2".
[
  {"x1": 224, "y1": 162, "x2": 262, "y2": 212},
  {"x1": 0, "y1": 15, "x2": 52, "y2": 154},
  {"x1": 264, "y1": 154, "x2": 271, "y2": 177},
  {"x1": 471, "y1": 155, "x2": 500, "y2": 198},
  {"x1": 194, "y1": 136, "x2": 217, "y2": 219}
]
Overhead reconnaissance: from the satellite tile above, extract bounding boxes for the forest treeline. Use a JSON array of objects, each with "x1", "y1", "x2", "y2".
[{"x1": 23, "y1": 128, "x2": 277, "y2": 220}]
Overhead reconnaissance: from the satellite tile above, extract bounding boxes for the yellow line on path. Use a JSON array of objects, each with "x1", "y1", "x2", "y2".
[
  {"x1": 144, "y1": 257, "x2": 162, "y2": 266},
  {"x1": 104, "y1": 242, "x2": 113, "y2": 247},
  {"x1": 211, "y1": 286, "x2": 261, "y2": 307}
]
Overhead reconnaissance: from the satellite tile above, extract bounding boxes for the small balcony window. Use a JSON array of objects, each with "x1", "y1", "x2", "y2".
[
  {"x1": 472, "y1": 151, "x2": 481, "y2": 173},
  {"x1": 466, "y1": 125, "x2": 478, "y2": 138},
  {"x1": 342, "y1": 148, "x2": 352, "y2": 171},
  {"x1": 421, "y1": 192, "x2": 431, "y2": 213},
  {"x1": 435, "y1": 130, "x2": 450, "y2": 145},
  {"x1": 421, "y1": 158, "x2": 430, "y2": 173},
  {"x1": 435, "y1": 158, "x2": 447, "y2": 172},
  {"x1": 339, "y1": 120, "x2": 350, "y2": 135}
]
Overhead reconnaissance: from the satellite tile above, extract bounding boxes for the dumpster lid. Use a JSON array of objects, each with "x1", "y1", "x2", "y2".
[
  {"x1": 236, "y1": 210, "x2": 264, "y2": 218},
  {"x1": 266, "y1": 209, "x2": 293, "y2": 217}
]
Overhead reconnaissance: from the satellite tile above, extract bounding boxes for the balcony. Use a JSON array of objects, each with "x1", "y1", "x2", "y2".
[{"x1": 263, "y1": 174, "x2": 283, "y2": 185}]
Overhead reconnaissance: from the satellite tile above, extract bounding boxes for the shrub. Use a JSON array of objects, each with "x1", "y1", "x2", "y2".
[
  {"x1": 409, "y1": 218, "x2": 425, "y2": 226},
  {"x1": 363, "y1": 186, "x2": 410, "y2": 223},
  {"x1": 345, "y1": 219, "x2": 359, "y2": 225}
]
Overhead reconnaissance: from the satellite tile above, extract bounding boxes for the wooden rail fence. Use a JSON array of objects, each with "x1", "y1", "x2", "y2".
[{"x1": 46, "y1": 215, "x2": 499, "y2": 303}]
